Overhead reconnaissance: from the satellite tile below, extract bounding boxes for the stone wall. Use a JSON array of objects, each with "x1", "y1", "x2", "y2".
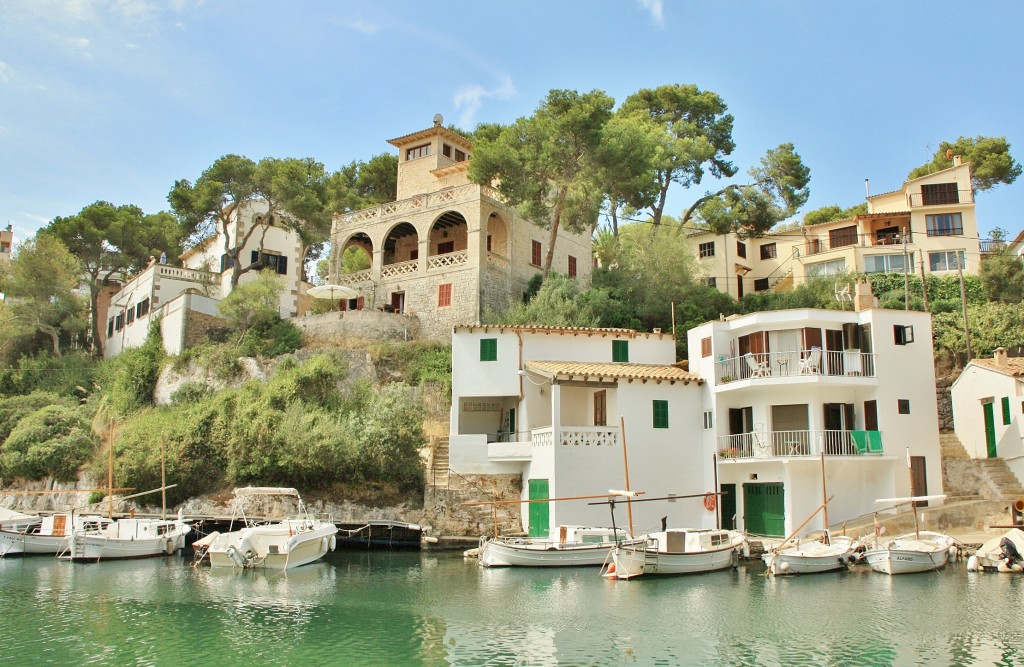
[
  {"x1": 936, "y1": 375, "x2": 954, "y2": 432},
  {"x1": 423, "y1": 473, "x2": 523, "y2": 536},
  {"x1": 294, "y1": 309, "x2": 421, "y2": 344},
  {"x1": 184, "y1": 310, "x2": 229, "y2": 350}
]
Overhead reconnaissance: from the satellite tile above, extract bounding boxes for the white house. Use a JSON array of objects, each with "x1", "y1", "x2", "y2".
[
  {"x1": 686, "y1": 281, "x2": 944, "y2": 538},
  {"x1": 448, "y1": 325, "x2": 706, "y2": 537},
  {"x1": 951, "y1": 348, "x2": 1024, "y2": 481},
  {"x1": 104, "y1": 201, "x2": 305, "y2": 358}
]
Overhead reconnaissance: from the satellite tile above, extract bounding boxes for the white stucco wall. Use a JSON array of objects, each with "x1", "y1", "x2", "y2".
[{"x1": 952, "y1": 364, "x2": 1024, "y2": 480}]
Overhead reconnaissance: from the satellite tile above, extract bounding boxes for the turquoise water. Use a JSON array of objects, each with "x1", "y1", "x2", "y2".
[{"x1": 2, "y1": 552, "x2": 1023, "y2": 666}]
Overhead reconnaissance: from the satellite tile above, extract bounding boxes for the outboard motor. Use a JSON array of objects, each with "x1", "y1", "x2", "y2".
[{"x1": 999, "y1": 537, "x2": 1022, "y2": 566}]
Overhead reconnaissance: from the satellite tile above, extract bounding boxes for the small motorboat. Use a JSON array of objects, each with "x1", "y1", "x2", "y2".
[
  {"x1": 477, "y1": 525, "x2": 628, "y2": 568},
  {"x1": 763, "y1": 534, "x2": 859, "y2": 575},
  {"x1": 201, "y1": 487, "x2": 337, "y2": 570},
  {"x1": 969, "y1": 528, "x2": 1024, "y2": 573},
  {"x1": 603, "y1": 528, "x2": 744, "y2": 579},
  {"x1": 0, "y1": 507, "x2": 40, "y2": 532}
]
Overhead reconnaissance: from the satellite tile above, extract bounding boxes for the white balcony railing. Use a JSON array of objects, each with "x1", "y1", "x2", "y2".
[
  {"x1": 715, "y1": 349, "x2": 876, "y2": 385},
  {"x1": 531, "y1": 426, "x2": 619, "y2": 448},
  {"x1": 717, "y1": 429, "x2": 884, "y2": 460}
]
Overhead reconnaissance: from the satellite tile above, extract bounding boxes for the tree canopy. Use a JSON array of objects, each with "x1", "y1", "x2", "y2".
[
  {"x1": 803, "y1": 203, "x2": 868, "y2": 226},
  {"x1": 908, "y1": 136, "x2": 1021, "y2": 191},
  {"x1": 469, "y1": 89, "x2": 614, "y2": 275}
]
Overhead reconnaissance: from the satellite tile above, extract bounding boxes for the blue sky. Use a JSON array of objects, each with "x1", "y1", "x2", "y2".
[{"x1": 2, "y1": 0, "x2": 1021, "y2": 246}]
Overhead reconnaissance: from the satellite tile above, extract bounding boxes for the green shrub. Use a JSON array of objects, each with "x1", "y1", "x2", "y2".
[
  {"x1": 0, "y1": 351, "x2": 98, "y2": 399},
  {"x1": 0, "y1": 404, "x2": 95, "y2": 481},
  {"x1": 0, "y1": 391, "x2": 76, "y2": 443},
  {"x1": 169, "y1": 382, "x2": 214, "y2": 405},
  {"x1": 96, "y1": 323, "x2": 165, "y2": 416}
]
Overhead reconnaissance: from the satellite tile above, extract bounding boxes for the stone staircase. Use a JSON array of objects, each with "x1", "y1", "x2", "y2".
[
  {"x1": 940, "y1": 431, "x2": 1024, "y2": 502},
  {"x1": 429, "y1": 436, "x2": 450, "y2": 488},
  {"x1": 975, "y1": 458, "x2": 1024, "y2": 501}
]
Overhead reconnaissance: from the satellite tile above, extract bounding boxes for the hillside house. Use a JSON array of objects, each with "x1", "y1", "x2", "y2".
[
  {"x1": 103, "y1": 201, "x2": 305, "y2": 358},
  {"x1": 0, "y1": 224, "x2": 12, "y2": 265},
  {"x1": 328, "y1": 117, "x2": 593, "y2": 341},
  {"x1": 689, "y1": 158, "x2": 981, "y2": 299},
  {"x1": 951, "y1": 349, "x2": 1024, "y2": 482}
]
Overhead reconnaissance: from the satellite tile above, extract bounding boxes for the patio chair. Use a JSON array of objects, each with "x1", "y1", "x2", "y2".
[
  {"x1": 798, "y1": 347, "x2": 822, "y2": 375},
  {"x1": 744, "y1": 353, "x2": 769, "y2": 378}
]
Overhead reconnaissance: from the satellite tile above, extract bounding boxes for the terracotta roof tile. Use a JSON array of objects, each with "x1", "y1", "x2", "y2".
[
  {"x1": 455, "y1": 324, "x2": 673, "y2": 339},
  {"x1": 973, "y1": 358, "x2": 1024, "y2": 378},
  {"x1": 525, "y1": 360, "x2": 703, "y2": 385}
]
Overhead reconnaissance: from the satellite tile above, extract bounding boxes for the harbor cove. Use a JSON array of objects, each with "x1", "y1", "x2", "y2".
[{"x1": 2, "y1": 551, "x2": 1023, "y2": 666}]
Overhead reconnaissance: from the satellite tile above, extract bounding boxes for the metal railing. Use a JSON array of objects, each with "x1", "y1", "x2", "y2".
[
  {"x1": 717, "y1": 429, "x2": 883, "y2": 459},
  {"x1": 715, "y1": 349, "x2": 876, "y2": 384},
  {"x1": 907, "y1": 190, "x2": 974, "y2": 207}
]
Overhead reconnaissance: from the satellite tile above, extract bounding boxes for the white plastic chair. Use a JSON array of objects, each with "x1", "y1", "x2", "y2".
[
  {"x1": 745, "y1": 353, "x2": 769, "y2": 378},
  {"x1": 799, "y1": 347, "x2": 822, "y2": 375}
]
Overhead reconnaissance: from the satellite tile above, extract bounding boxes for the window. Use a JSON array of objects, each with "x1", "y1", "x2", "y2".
[
  {"x1": 594, "y1": 391, "x2": 607, "y2": 426},
  {"x1": 251, "y1": 251, "x2": 288, "y2": 275},
  {"x1": 612, "y1": 340, "x2": 629, "y2": 363},
  {"x1": 486, "y1": 235, "x2": 492, "y2": 252},
  {"x1": 442, "y1": 143, "x2": 452, "y2": 158},
  {"x1": 760, "y1": 243, "x2": 777, "y2": 260},
  {"x1": 455, "y1": 149, "x2": 466, "y2": 162},
  {"x1": 929, "y1": 250, "x2": 965, "y2": 272},
  {"x1": 894, "y1": 325, "x2": 914, "y2": 345},
  {"x1": 921, "y1": 182, "x2": 960, "y2": 206},
  {"x1": 0, "y1": 242, "x2": 10, "y2": 253},
  {"x1": 126, "y1": 308, "x2": 135, "y2": 325},
  {"x1": 410, "y1": 249, "x2": 418, "y2": 260},
  {"x1": 1003, "y1": 397, "x2": 1012, "y2": 425},
  {"x1": 806, "y1": 258, "x2": 846, "y2": 277},
  {"x1": 480, "y1": 338, "x2": 497, "y2": 362},
  {"x1": 926, "y1": 213, "x2": 963, "y2": 236},
  {"x1": 736, "y1": 241, "x2": 746, "y2": 258},
  {"x1": 701, "y1": 336, "x2": 712, "y2": 358},
  {"x1": 115, "y1": 314, "x2": 124, "y2": 331},
  {"x1": 136, "y1": 298, "x2": 150, "y2": 318},
  {"x1": 753, "y1": 278, "x2": 769, "y2": 292},
  {"x1": 568, "y1": 255, "x2": 577, "y2": 278},
  {"x1": 437, "y1": 241, "x2": 454, "y2": 255},
  {"x1": 219, "y1": 253, "x2": 235, "y2": 272},
  {"x1": 438, "y1": 283, "x2": 452, "y2": 307},
  {"x1": 829, "y1": 225, "x2": 858, "y2": 249},
  {"x1": 653, "y1": 400, "x2": 669, "y2": 429},
  {"x1": 107, "y1": 318, "x2": 114, "y2": 337},
  {"x1": 874, "y1": 226, "x2": 902, "y2": 245},
  {"x1": 405, "y1": 143, "x2": 431, "y2": 160},
  {"x1": 699, "y1": 241, "x2": 715, "y2": 258},
  {"x1": 704, "y1": 277, "x2": 717, "y2": 288},
  {"x1": 897, "y1": 399, "x2": 911, "y2": 415},
  {"x1": 531, "y1": 240, "x2": 542, "y2": 267},
  {"x1": 865, "y1": 254, "x2": 913, "y2": 274},
  {"x1": 703, "y1": 410, "x2": 713, "y2": 430}
]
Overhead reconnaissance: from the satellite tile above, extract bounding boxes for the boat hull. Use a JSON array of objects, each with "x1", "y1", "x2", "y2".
[
  {"x1": 864, "y1": 532, "x2": 953, "y2": 575},
  {"x1": 0, "y1": 530, "x2": 69, "y2": 556},
  {"x1": 763, "y1": 536, "x2": 858, "y2": 575},
  {"x1": 70, "y1": 520, "x2": 191, "y2": 562},
  {"x1": 207, "y1": 523, "x2": 337, "y2": 570},
  {"x1": 609, "y1": 530, "x2": 744, "y2": 579},
  {"x1": 479, "y1": 538, "x2": 614, "y2": 568}
]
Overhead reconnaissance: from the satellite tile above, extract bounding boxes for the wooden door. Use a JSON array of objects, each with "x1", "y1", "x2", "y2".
[
  {"x1": 825, "y1": 329, "x2": 844, "y2": 374},
  {"x1": 720, "y1": 484, "x2": 737, "y2": 530},
  {"x1": 984, "y1": 402, "x2": 997, "y2": 458},
  {"x1": 743, "y1": 483, "x2": 785, "y2": 537},
  {"x1": 593, "y1": 391, "x2": 607, "y2": 426},
  {"x1": 803, "y1": 327, "x2": 822, "y2": 353},
  {"x1": 910, "y1": 456, "x2": 928, "y2": 507},
  {"x1": 528, "y1": 479, "x2": 550, "y2": 538},
  {"x1": 864, "y1": 400, "x2": 878, "y2": 431},
  {"x1": 52, "y1": 514, "x2": 67, "y2": 537}
]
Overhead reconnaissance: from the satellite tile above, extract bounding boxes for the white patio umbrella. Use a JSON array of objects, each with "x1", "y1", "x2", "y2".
[{"x1": 307, "y1": 284, "x2": 359, "y2": 310}]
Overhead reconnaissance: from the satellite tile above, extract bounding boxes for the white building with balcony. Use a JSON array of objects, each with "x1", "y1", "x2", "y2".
[
  {"x1": 448, "y1": 325, "x2": 705, "y2": 537},
  {"x1": 686, "y1": 288, "x2": 944, "y2": 538}
]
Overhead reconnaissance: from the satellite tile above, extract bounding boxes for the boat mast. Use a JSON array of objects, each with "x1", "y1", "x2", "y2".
[
  {"x1": 107, "y1": 421, "x2": 114, "y2": 520},
  {"x1": 820, "y1": 452, "x2": 830, "y2": 545},
  {"x1": 620, "y1": 417, "x2": 634, "y2": 537},
  {"x1": 161, "y1": 434, "x2": 167, "y2": 521},
  {"x1": 907, "y1": 447, "x2": 921, "y2": 540}
]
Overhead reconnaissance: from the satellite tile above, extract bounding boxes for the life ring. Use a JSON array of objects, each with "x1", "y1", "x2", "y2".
[{"x1": 703, "y1": 493, "x2": 717, "y2": 512}]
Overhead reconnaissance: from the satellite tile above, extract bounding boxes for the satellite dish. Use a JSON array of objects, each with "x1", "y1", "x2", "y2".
[{"x1": 433, "y1": 113, "x2": 444, "y2": 126}]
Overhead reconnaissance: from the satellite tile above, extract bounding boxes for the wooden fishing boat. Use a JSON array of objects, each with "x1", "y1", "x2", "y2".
[
  {"x1": 863, "y1": 530, "x2": 954, "y2": 574},
  {"x1": 69, "y1": 512, "x2": 191, "y2": 561},
  {"x1": 200, "y1": 487, "x2": 338, "y2": 570},
  {"x1": 0, "y1": 514, "x2": 113, "y2": 557},
  {"x1": 604, "y1": 528, "x2": 744, "y2": 579},
  {"x1": 477, "y1": 525, "x2": 628, "y2": 568}
]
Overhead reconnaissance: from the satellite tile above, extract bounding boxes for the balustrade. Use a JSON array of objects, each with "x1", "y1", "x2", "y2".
[{"x1": 427, "y1": 250, "x2": 468, "y2": 270}]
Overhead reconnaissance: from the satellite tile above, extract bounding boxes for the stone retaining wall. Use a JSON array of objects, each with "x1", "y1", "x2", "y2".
[{"x1": 294, "y1": 309, "x2": 420, "y2": 344}]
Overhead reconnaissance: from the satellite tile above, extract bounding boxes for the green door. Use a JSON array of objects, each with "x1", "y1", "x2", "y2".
[
  {"x1": 720, "y1": 484, "x2": 737, "y2": 530},
  {"x1": 528, "y1": 479, "x2": 550, "y2": 538},
  {"x1": 984, "y1": 403, "x2": 997, "y2": 458},
  {"x1": 743, "y1": 483, "x2": 785, "y2": 537}
]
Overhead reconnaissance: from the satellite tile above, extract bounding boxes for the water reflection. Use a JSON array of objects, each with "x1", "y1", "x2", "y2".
[{"x1": 2, "y1": 554, "x2": 1024, "y2": 665}]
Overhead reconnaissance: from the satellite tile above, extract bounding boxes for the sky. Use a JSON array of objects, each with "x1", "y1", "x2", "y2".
[{"x1": 1, "y1": 0, "x2": 1022, "y2": 247}]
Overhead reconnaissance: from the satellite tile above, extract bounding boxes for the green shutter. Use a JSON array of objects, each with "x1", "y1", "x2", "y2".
[
  {"x1": 1003, "y1": 397, "x2": 1012, "y2": 425},
  {"x1": 612, "y1": 340, "x2": 629, "y2": 362},
  {"x1": 653, "y1": 400, "x2": 669, "y2": 429},
  {"x1": 480, "y1": 338, "x2": 497, "y2": 362}
]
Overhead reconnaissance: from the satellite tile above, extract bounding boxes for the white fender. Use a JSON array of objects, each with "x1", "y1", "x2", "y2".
[
  {"x1": 165, "y1": 538, "x2": 174, "y2": 555},
  {"x1": 966, "y1": 554, "x2": 978, "y2": 572},
  {"x1": 329, "y1": 535, "x2": 337, "y2": 552}
]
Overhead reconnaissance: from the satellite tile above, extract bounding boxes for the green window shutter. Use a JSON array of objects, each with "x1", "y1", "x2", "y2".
[
  {"x1": 612, "y1": 340, "x2": 629, "y2": 362},
  {"x1": 480, "y1": 338, "x2": 497, "y2": 362},
  {"x1": 1003, "y1": 397, "x2": 1012, "y2": 425},
  {"x1": 653, "y1": 400, "x2": 669, "y2": 429}
]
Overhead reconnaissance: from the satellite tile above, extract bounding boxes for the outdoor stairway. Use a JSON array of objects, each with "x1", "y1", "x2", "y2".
[
  {"x1": 430, "y1": 436, "x2": 450, "y2": 488},
  {"x1": 768, "y1": 268, "x2": 794, "y2": 292},
  {"x1": 976, "y1": 458, "x2": 1024, "y2": 501},
  {"x1": 939, "y1": 432, "x2": 971, "y2": 462}
]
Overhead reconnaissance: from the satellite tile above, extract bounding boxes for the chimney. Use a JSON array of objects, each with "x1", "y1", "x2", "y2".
[
  {"x1": 854, "y1": 277, "x2": 877, "y2": 312},
  {"x1": 953, "y1": 155, "x2": 964, "y2": 167},
  {"x1": 994, "y1": 347, "x2": 1009, "y2": 368}
]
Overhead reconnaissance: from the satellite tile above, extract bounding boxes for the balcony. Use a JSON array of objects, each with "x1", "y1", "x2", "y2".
[
  {"x1": 907, "y1": 190, "x2": 974, "y2": 207},
  {"x1": 334, "y1": 184, "x2": 504, "y2": 230},
  {"x1": 715, "y1": 350, "x2": 876, "y2": 385},
  {"x1": 717, "y1": 429, "x2": 884, "y2": 460},
  {"x1": 531, "y1": 425, "x2": 620, "y2": 448}
]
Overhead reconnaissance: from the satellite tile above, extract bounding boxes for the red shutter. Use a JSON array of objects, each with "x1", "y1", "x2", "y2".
[
  {"x1": 568, "y1": 255, "x2": 577, "y2": 277},
  {"x1": 356, "y1": 296, "x2": 364, "y2": 310},
  {"x1": 339, "y1": 299, "x2": 347, "y2": 311},
  {"x1": 438, "y1": 283, "x2": 452, "y2": 307},
  {"x1": 531, "y1": 240, "x2": 541, "y2": 266}
]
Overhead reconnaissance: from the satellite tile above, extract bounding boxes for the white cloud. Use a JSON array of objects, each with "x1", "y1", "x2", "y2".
[
  {"x1": 454, "y1": 76, "x2": 516, "y2": 127},
  {"x1": 0, "y1": 61, "x2": 12, "y2": 83},
  {"x1": 637, "y1": 0, "x2": 665, "y2": 25},
  {"x1": 340, "y1": 18, "x2": 379, "y2": 34},
  {"x1": 68, "y1": 36, "x2": 91, "y2": 49}
]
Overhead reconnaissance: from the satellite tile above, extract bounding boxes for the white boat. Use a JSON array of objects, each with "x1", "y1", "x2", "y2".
[
  {"x1": 863, "y1": 530, "x2": 955, "y2": 575},
  {"x1": 1, "y1": 507, "x2": 40, "y2": 532},
  {"x1": 477, "y1": 525, "x2": 628, "y2": 567},
  {"x1": 604, "y1": 528, "x2": 745, "y2": 579},
  {"x1": 0, "y1": 514, "x2": 113, "y2": 557},
  {"x1": 200, "y1": 487, "x2": 338, "y2": 570},
  {"x1": 969, "y1": 528, "x2": 1024, "y2": 572},
  {"x1": 70, "y1": 513, "x2": 191, "y2": 562},
  {"x1": 763, "y1": 534, "x2": 859, "y2": 575}
]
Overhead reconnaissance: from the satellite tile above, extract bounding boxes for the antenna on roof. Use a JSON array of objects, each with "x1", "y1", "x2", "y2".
[{"x1": 834, "y1": 283, "x2": 852, "y2": 310}]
